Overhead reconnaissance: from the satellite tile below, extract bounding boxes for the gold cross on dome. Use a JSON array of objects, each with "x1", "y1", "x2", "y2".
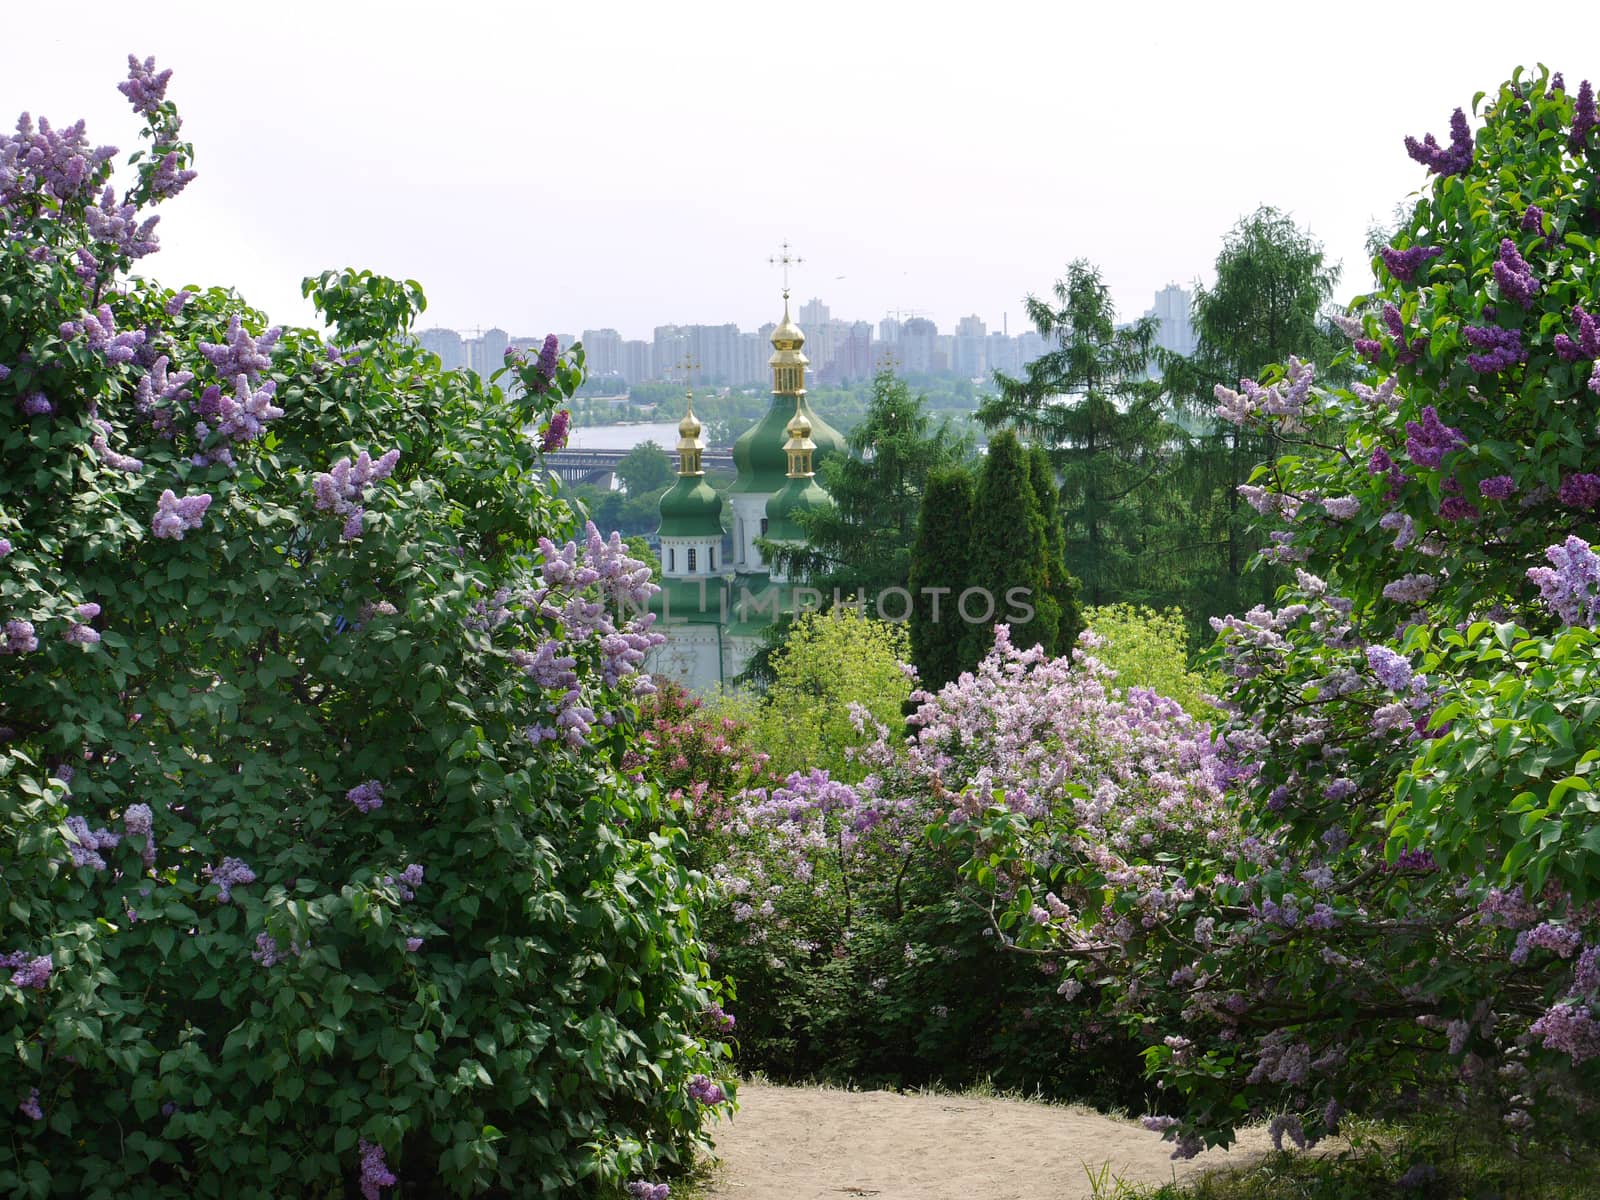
[
  {"x1": 768, "y1": 240, "x2": 803, "y2": 294},
  {"x1": 675, "y1": 352, "x2": 700, "y2": 392}
]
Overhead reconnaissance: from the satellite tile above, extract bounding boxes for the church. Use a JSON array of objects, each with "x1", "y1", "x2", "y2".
[{"x1": 645, "y1": 290, "x2": 846, "y2": 692}]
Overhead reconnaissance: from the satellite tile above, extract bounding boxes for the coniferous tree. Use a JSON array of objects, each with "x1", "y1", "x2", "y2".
[
  {"x1": 768, "y1": 369, "x2": 971, "y2": 611},
  {"x1": 908, "y1": 466, "x2": 976, "y2": 691},
  {"x1": 980, "y1": 259, "x2": 1180, "y2": 609},
  {"x1": 1029, "y1": 442, "x2": 1084, "y2": 654},
  {"x1": 971, "y1": 429, "x2": 1050, "y2": 659}
]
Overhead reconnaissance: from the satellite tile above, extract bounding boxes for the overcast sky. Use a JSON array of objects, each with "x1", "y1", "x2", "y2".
[{"x1": 3, "y1": 1, "x2": 1562, "y2": 343}]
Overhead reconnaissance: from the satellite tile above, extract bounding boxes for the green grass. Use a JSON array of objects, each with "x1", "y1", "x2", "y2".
[{"x1": 1103, "y1": 1114, "x2": 1598, "y2": 1200}]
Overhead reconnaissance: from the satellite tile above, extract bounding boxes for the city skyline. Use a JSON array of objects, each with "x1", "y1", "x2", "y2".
[{"x1": 4, "y1": 3, "x2": 1556, "y2": 347}]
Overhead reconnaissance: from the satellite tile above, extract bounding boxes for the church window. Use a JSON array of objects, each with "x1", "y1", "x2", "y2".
[
  {"x1": 667, "y1": 548, "x2": 675, "y2": 572},
  {"x1": 760, "y1": 518, "x2": 769, "y2": 536},
  {"x1": 688, "y1": 548, "x2": 697, "y2": 573},
  {"x1": 710, "y1": 546, "x2": 716, "y2": 569}
]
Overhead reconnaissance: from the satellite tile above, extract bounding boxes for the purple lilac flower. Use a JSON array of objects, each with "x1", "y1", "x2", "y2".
[
  {"x1": 1462, "y1": 324, "x2": 1524, "y2": 373},
  {"x1": 1404, "y1": 406, "x2": 1467, "y2": 468},
  {"x1": 151, "y1": 489, "x2": 212, "y2": 540},
  {"x1": 198, "y1": 316, "x2": 280, "y2": 382},
  {"x1": 1391, "y1": 847, "x2": 1436, "y2": 871},
  {"x1": 541, "y1": 408, "x2": 571, "y2": 452},
  {"x1": 1366, "y1": 646, "x2": 1414, "y2": 692},
  {"x1": 358, "y1": 1139, "x2": 397, "y2": 1200},
  {"x1": 1511, "y1": 922, "x2": 1584, "y2": 964},
  {"x1": 1382, "y1": 303, "x2": 1427, "y2": 364},
  {"x1": 1528, "y1": 1002, "x2": 1600, "y2": 1064},
  {"x1": 10, "y1": 954, "x2": 52, "y2": 989},
  {"x1": 146, "y1": 150, "x2": 196, "y2": 201},
  {"x1": 118, "y1": 55, "x2": 173, "y2": 116},
  {"x1": 405, "y1": 937, "x2": 423, "y2": 952},
  {"x1": 1383, "y1": 573, "x2": 1438, "y2": 605},
  {"x1": 65, "y1": 815, "x2": 121, "y2": 870},
  {"x1": 1492, "y1": 239, "x2": 1540, "y2": 309},
  {"x1": 165, "y1": 290, "x2": 194, "y2": 317},
  {"x1": 1269, "y1": 1114, "x2": 1308, "y2": 1152},
  {"x1": 63, "y1": 622, "x2": 100, "y2": 645},
  {"x1": 532, "y1": 334, "x2": 560, "y2": 393},
  {"x1": 311, "y1": 449, "x2": 400, "y2": 541},
  {"x1": 205, "y1": 856, "x2": 256, "y2": 902},
  {"x1": 385, "y1": 863, "x2": 425, "y2": 903},
  {"x1": 1526, "y1": 537, "x2": 1600, "y2": 628},
  {"x1": 19, "y1": 1088, "x2": 43, "y2": 1120},
  {"x1": 687, "y1": 1074, "x2": 726, "y2": 1105},
  {"x1": 2, "y1": 619, "x2": 38, "y2": 654},
  {"x1": 1557, "y1": 473, "x2": 1600, "y2": 510},
  {"x1": 1572, "y1": 79, "x2": 1597, "y2": 153},
  {"x1": 703, "y1": 1003, "x2": 736, "y2": 1035},
  {"x1": 251, "y1": 932, "x2": 282, "y2": 967},
  {"x1": 1321, "y1": 496, "x2": 1360, "y2": 520},
  {"x1": 1478, "y1": 475, "x2": 1516, "y2": 500},
  {"x1": 1405, "y1": 107, "x2": 1473, "y2": 176},
  {"x1": 1380, "y1": 244, "x2": 1442, "y2": 283},
  {"x1": 0, "y1": 112, "x2": 116, "y2": 207},
  {"x1": 1554, "y1": 305, "x2": 1600, "y2": 362},
  {"x1": 1573, "y1": 945, "x2": 1600, "y2": 994},
  {"x1": 627, "y1": 1184, "x2": 671, "y2": 1200},
  {"x1": 81, "y1": 189, "x2": 160, "y2": 260},
  {"x1": 347, "y1": 780, "x2": 384, "y2": 813},
  {"x1": 20, "y1": 392, "x2": 51, "y2": 416},
  {"x1": 123, "y1": 803, "x2": 156, "y2": 867}
]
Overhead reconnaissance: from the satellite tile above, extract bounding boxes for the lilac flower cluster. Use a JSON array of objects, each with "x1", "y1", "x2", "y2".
[
  {"x1": 626, "y1": 1183, "x2": 670, "y2": 1200},
  {"x1": 703, "y1": 1002, "x2": 737, "y2": 1035},
  {"x1": 1510, "y1": 921, "x2": 1583, "y2": 965},
  {"x1": 531, "y1": 334, "x2": 560, "y2": 393},
  {"x1": 1213, "y1": 357, "x2": 1315, "y2": 426},
  {"x1": 151, "y1": 489, "x2": 211, "y2": 540},
  {"x1": 312, "y1": 448, "x2": 401, "y2": 541},
  {"x1": 198, "y1": 316, "x2": 281, "y2": 381},
  {"x1": 204, "y1": 856, "x2": 256, "y2": 903},
  {"x1": 1382, "y1": 304, "x2": 1428, "y2": 365},
  {"x1": 385, "y1": 863, "x2": 425, "y2": 902},
  {"x1": 83, "y1": 185, "x2": 160, "y2": 259},
  {"x1": 63, "y1": 304, "x2": 146, "y2": 364},
  {"x1": 132, "y1": 354, "x2": 195, "y2": 435},
  {"x1": 193, "y1": 374, "x2": 283, "y2": 460},
  {"x1": 405, "y1": 937, "x2": 423, "y2": 952},
  {"x1": 1528, "y1": 1002, "x2": 1600, "y2": 1064},
  {"x1": 1478, "y1": 475, "x2": 1516, "y2": 500},
  {"x1": 92, "y1": 424, "x2": 144, "y2": 473},
  {"x1": 1556, "y1": 473, "x2": 1600, "y2": 510},
  {"x1": 1571, "y1": 79, "x2": 1596, "y2": 153},
  {"x1": 5, "y1": 953, "x2": 52, "y2": 990},
  {"x1": 117, "y1": 55, "x2": 173, "y2": 117},
  {"x1": 65, "y1": 814, "x2": 121, "y2": 869},
  {"x1": 1321, "y1": 496, "x2": 1360, "y2": 520},
  {"x1": 1491, "y1": 239, "x2": 1540, "y2": 309},
  {"x1": 18, "y1": 1088, "x2": 43, "y2": 1121},
  {"x1": 1526, "y1": 536, "x2": 1600, "y2": 628},
  {"x1": 1380, "y1": 244, "x2": 1443, "y2": 283},
  {"x1": 1462, "y1": 324, "x2": 1524, "y2": 372},
  {"x1": 1403, "y1": 406, "x2": 1467, "y2": 469},
  {"x1": 251, "y1": 932, "x2": 283, "y2": 967},
  {"x1": 541, "y1": 408, "x2": 571, "y2": 452},
  {"x1": 62, "y1": 600, "x2": 102, "y2": 646},
  {"x1": 0, "y1": 112, "x2": 115, "y2": 209},
  {"x1": 1437, "y1": 478, "x2": 1480, "y2": 523},
  {"x1": 123, "y1": 803, "x2": 156, "y2": 867},
  {"x1": 2, "y1": 619, "x2": 38, "y2": 654},
  {"x1": 347, "y1": 780, "x2": 385, "y2": 813},
  {"x1": 1553, "y1": 305, "x2": 1600, "y2": 362},
  {"x1": 358, "y1": 1139, "x2": 397, "y2": 1200},
  {"x1": 1382, "y1": 573, "x2": 1438, "y2": 605},
  {"x1": 1404, "y1": 107, "x2": 1474, "y2": 176},
  {"x1": 1366, "y1": 646, "x2": 1415, "y2": 692},
  {"x1": 687, "y1": 1074, "x2": 726, "y2": 1105}
]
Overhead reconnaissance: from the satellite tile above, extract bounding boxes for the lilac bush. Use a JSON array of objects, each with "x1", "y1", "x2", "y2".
[{"x1": 0, "y1": 60, "x2": 728, "y2": 1198}]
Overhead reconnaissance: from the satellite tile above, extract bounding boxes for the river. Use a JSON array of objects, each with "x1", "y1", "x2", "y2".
[{"x1": 565, "y1": 421, "x2": 682, "y2": 452}]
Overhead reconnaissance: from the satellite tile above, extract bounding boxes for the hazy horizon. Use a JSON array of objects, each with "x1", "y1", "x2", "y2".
[{"x1": 3, "y1": 1, "x2": 1560, "y2": 343}]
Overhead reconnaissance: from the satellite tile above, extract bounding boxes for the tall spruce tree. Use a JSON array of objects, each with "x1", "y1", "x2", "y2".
[
  {"x1": 1028, "y1": 442, "x2": 1083, "y2": 654},
  {"x1": 980, "y1": 259, "x2": 1180, "y2": 609},
  {"x1": 908, "y1": 466, "x2": 976, "y2": 691},
  {"x1": 768, "y1": 368, "x2": 971, "y2": 612}
]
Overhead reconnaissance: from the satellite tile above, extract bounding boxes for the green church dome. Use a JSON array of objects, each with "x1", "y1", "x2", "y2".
[
  {"x1": 764, "y1": 475, "x2": 830, "y2": 543},
  {"x1": 657, "y1": 476, "x2": 724, "y2": 539},
  {"x1": 729, "y1": 397, "x2": 845, "y2": 494}
]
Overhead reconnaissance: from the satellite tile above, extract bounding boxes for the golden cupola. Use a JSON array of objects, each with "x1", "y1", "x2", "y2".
[
  {"x1": 676, "y1": 395, "x2": 705, "y2": 477},
  {"x1": 768, "y1": 291, "x2": 809, "y2": 396},
  {"x1": 783, "y1": 403, "x2": 815, "y2": 478}
]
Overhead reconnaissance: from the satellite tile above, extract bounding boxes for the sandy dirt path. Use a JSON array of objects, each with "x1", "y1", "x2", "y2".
[{"x1": 702, "y1": 1083, "x2": 1272, "y2": 1200}]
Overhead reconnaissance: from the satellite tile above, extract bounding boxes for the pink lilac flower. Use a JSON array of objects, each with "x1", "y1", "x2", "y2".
[
  {"x1": 405, "y1": 937, "x2": 423, "y2": 952},
  {"x1": 118, "y1": 55, "x2": 172, "y2": 116}
]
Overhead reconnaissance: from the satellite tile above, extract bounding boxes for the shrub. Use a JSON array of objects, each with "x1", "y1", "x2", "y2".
[
  {"x1": 0, "y1": 60, "x2": 727, "y2": 1199},
  {"x1": 1083, "y1": 604, "x2": 1223, "y2": 720}
]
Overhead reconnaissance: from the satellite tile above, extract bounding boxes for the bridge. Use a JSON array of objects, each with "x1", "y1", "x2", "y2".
[{"x1": 541, "y1": 447, "x2": 735, "y2": 488}]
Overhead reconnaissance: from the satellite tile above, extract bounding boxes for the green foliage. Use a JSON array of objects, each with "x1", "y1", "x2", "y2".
[
  {"x1": 1083, "y1": 604, "x2": 1221, "y2": 720},
  {"x1": 972, "y1": 430, "x2": 1055, "y2": 657},
  {"x1": 749, "y1": 611, "x2": 911, "y2": 782},
  {"x1": 908, "y1": 467, "x2": 977, "y2": 691},
  {"x1": 0, "y1": 70, "x2": 725, "y2": 1199},
  {"x1": 615, "y1": 440, "x2": 675, "y2": 495},
  {"x1": 625, "y1": 534, "x2": 662, "y2": 581},
  {"x1": 766, "y1": 369, "x2": 972, "y2": 614},
  {"x1": 981, "y1": 260, "x2": 1181, "y2": 609}
]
